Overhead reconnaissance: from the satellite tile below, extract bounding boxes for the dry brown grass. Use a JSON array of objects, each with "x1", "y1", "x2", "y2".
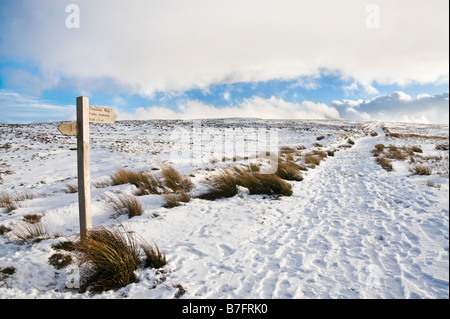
[
  {"x1": 163, "y1": 191, "x2": 190, "y2": 208},
  {"x1": 0, "y1": 192, "x2": 18, "y2": 213},
  {"x1": 198, "y1": 169, "x2": 238, "y2": 200},
  {"x1": 385, "y1": 147, "x2": 407, "y2": 160},
  {"x1": 141, "y1": 241, "x2": 167, "y2": 269},
  {"x1": 275, "y1": 158, "x2": 303, "y2": 181},
  {"x1": 65, "y1": 182, "x2": 78, "y2": 194},
  {"x1": 236, "y1": 169, "x2": 293, "y2": 197},
  {"x1": 435, "y1": 143, "x2": 449, "y2": 151},
  {"x1": 11, "y1": 221, "x2": 48, "y2": 244},
  {"x1": 161, "y1": 166, "x2": 193, "y2": 193},
  {"x1": 75, "y1": 224, "x2": 167, "y2": 293},
  {"x1": 13, "y1": 191, "x2": 35, "y2": 202},
  {"x1": 22, "y1": 214, "x2": 42, "y2": 224},
  {"x1": 110, "y1": 169, "x2": 162, "y2": 195},
  {"x1": 376, "y1": 156, "x2": 393, "y2": 172},
  {"x1": 303, "y1": 151, "x2": 327, "y2": 168},
  {"x1": 409, "y1": 164, "x2": 432, "y2": 175},
  {"x1": 387, "y1": 132, "x2": 448, "y2": 140},
  {"x1": 75, "y1": 225, "x2": 142, "y2": 293},
  {"x1": 102, "y1": 193, "x2": 144, "y2": 219}
]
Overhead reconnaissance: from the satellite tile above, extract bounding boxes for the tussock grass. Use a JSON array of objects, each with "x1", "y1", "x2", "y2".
[
  {"x1": 163, "y1": 191, "x2": 190, "y2": 208},
  {"x1": 409, "y1": 165, "x2": 432, "y2": 175},
  {"x1": 48, "y1": 253, "x2": 73, "y2": 269},
  {"x1": 0, "y1": 192, "x2": 19, "y2": 213},
  {"x1": 1, "y1": 266, "x2": 16, "y2": 276},
  {"x1": 22, "y1": 214, "x2": 42, "y2": 224},
  {"x1": 199, "y1": 169, "x2": 238, "y2": 200},
  {"x1": 102, "y1": 193, "x2": 144, "y2": 218},
  {"x1": 435, "y1": 143, "x2": 449, "y2": 151},
  {"x1": 275, "y1": 158, "x2": 303, "y2": 181},
  {"x1": 426, "y1": 180, "x2": 441, "y2": 189},
  {"x1": 303, "y1": 150, "x2": 327, "y2": 168},
  {"x1": 248, "y1": 163, "x2": 260, "y2": 173},
  {"x1": 200, "y1": 165, "x2": 294, "y2": 200},
  {"x1": 0, "y1": 225, "x2": 11, "y2": 235},
  {"x1": 161, "y1": 166, "x2": 193, "y2": 193},
  {"x1": 280, "y1": 146, "x2": 297, "y2": 155},
  {"x1": 92, "y1": 178, "x2": 111, "y2": 189},
  {"x1": 13, "y1": 191, "x2": 34, "y2": 202},
  {"x1": 385, "y1": 147, "x2": 406, "y2": 160},
  {"x1": 141, "y1": 241, "x2": 167, "y2": 269},
  {"x1": 236, "y1": 169, "x2": 293, "y2": 197},
  {"x1": 376, "y1": 156, "x2": 393, "y2": 172},
  {"x1": 52, "y1": 240, "x2": 76, "y2": 252},
  {"x1": 110, "y1": 169, "x2": 161, "y2": 195},
  {"x1": 11, "y1": 221, "x2": 48, "y2": 244},
  {"x1": 75, "y1": 225, "x2": 142, "y2": 293},
  {"x1": 65, "y1": 182, "x2": 78, "y2": 193},
  {"x1": 75, "y1": 224, "x2": 167, "y2": 293},
  {"x1": 409, "y1": 146, "x2": 423, "y2": 154}
]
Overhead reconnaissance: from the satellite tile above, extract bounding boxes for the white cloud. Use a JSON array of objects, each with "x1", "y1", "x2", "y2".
[
  {"x1": 0, "y1": 90, "x2": 75, "y2": 123},
  {"x1": 0, "y1": 0, "x2": 448, "y2": 96},
  {"x1": 118, "y1": 96, "x2": 340, "y2": 121},
  {"x1": 333, "y1": 91, "x2": 449, "y2": 124}
]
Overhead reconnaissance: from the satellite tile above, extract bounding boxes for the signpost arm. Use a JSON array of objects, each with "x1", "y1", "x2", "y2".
[{"x1": 76, "y1": 96, "x2": 92, "y2": 239}]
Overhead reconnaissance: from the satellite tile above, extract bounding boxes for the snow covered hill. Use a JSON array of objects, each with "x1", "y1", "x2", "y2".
[{"x1": 0, "y1": 119, "x2": 448, "y2": 298}]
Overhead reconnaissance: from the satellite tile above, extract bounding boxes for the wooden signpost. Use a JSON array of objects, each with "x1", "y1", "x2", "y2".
[{"x1": 58, "y1": 97, "x2": 117, "y2": 239}]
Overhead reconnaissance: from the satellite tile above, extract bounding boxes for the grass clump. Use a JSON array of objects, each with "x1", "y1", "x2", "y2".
[
  {"x1": 0, "y1": 225, "x2": 11, "y2": 235},
  {"x1": 11, "y1": 221, "x2": 48, "y2": 244},
  {"x1": 75, "y1": 224, "x2": 167, "y2": 293},
  {"x1": 48, "y1": 253, "x2": 73, "y2": 270},
  {"x1": 1, "y1": 266, "x2": 16, "y2": 276},
  {"x1": 102, "y1": 193, "x2": 144, "y2": 219},
  {"x1": 22, "y1": 214, "x2": 42, "y2": 224},
  {"x1": 199, "y1": 169, "x2": 238, "y2": 200},
  {"x1": 0, "y1": 192, "x2": 19, "y2": 213},
  {"x1": 236, "y1": 169, "x2": 293, "y2": 197},
  {"x1": 376, "y1": 156, "x2": 393, "y2": 172},
  {"x1": 163, "y1": 191, "x2": 190, "y2": 208},
  {"x1": 65, "y1": 182, "x2": 78, "y2": 194},
  {"x1": 161, "y1": 166, "x2": 193, "y2": 193},
  {"x1": 435, "y1": 144, "x2": 449, "y2": 151},
  {"x1": 75, "y1": 225, "x2": 142, "y2": 293},
  {"x1": 110, "y1": 169, "x2": 161, "y2": 195},
  {"x1": 142, "y1": 241, "x2": 167, "y2": 269},
  {"x1": 275, "y1": 158, "x2": 303, "y2": 181},
  {"x1": 409, "y1": 165, "x2": 432, "y2": 176}
]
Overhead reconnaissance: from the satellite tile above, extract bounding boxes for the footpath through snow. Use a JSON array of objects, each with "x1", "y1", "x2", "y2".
[
  {"x1": 166, "y1": 123, "x2": 449, "y2": 299},
  {"x1": 0, "y1": 121, "x2": 448, "y2": 299}
]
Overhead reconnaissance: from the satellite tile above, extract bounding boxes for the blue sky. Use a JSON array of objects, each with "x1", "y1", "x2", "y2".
[{"x1": 0, "y1": 0, "x2": 448, "y2": 124}]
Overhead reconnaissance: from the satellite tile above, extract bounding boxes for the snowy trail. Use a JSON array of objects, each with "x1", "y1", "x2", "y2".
[
  {"x1": 0, "y1": 120, "x2": 448, "y2": 299},
  {"x1": 176, "y1": 123, "x2": 449, "y2": 299}
]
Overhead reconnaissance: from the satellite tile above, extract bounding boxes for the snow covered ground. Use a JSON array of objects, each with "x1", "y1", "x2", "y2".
[{"x1": 0, "y1": 119, "x2": 448, "y2": 299}]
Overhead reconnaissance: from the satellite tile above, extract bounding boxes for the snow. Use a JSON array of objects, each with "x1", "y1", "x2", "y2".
[{"x1": 0, "y1": 119, "x2": 448, "y2": 299}]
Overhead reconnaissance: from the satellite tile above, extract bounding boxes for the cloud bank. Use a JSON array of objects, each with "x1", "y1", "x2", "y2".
[
  {"x1": 118, "y1": 96, "x2": 340, "y2": 121},
  {"x1": 333, "y1": 91, "x2": 449, "y2": 124},
  {"x1": 116, "y1": 91, "x2": 448, "y2": 124},
  {"x1": 1, "y1": 0, "x2": 448, "y2": 96}
]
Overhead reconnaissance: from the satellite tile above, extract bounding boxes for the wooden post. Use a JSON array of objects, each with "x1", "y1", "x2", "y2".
[{"x1": 76, "y1": 96, "x2": 92, "y2": 239}]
